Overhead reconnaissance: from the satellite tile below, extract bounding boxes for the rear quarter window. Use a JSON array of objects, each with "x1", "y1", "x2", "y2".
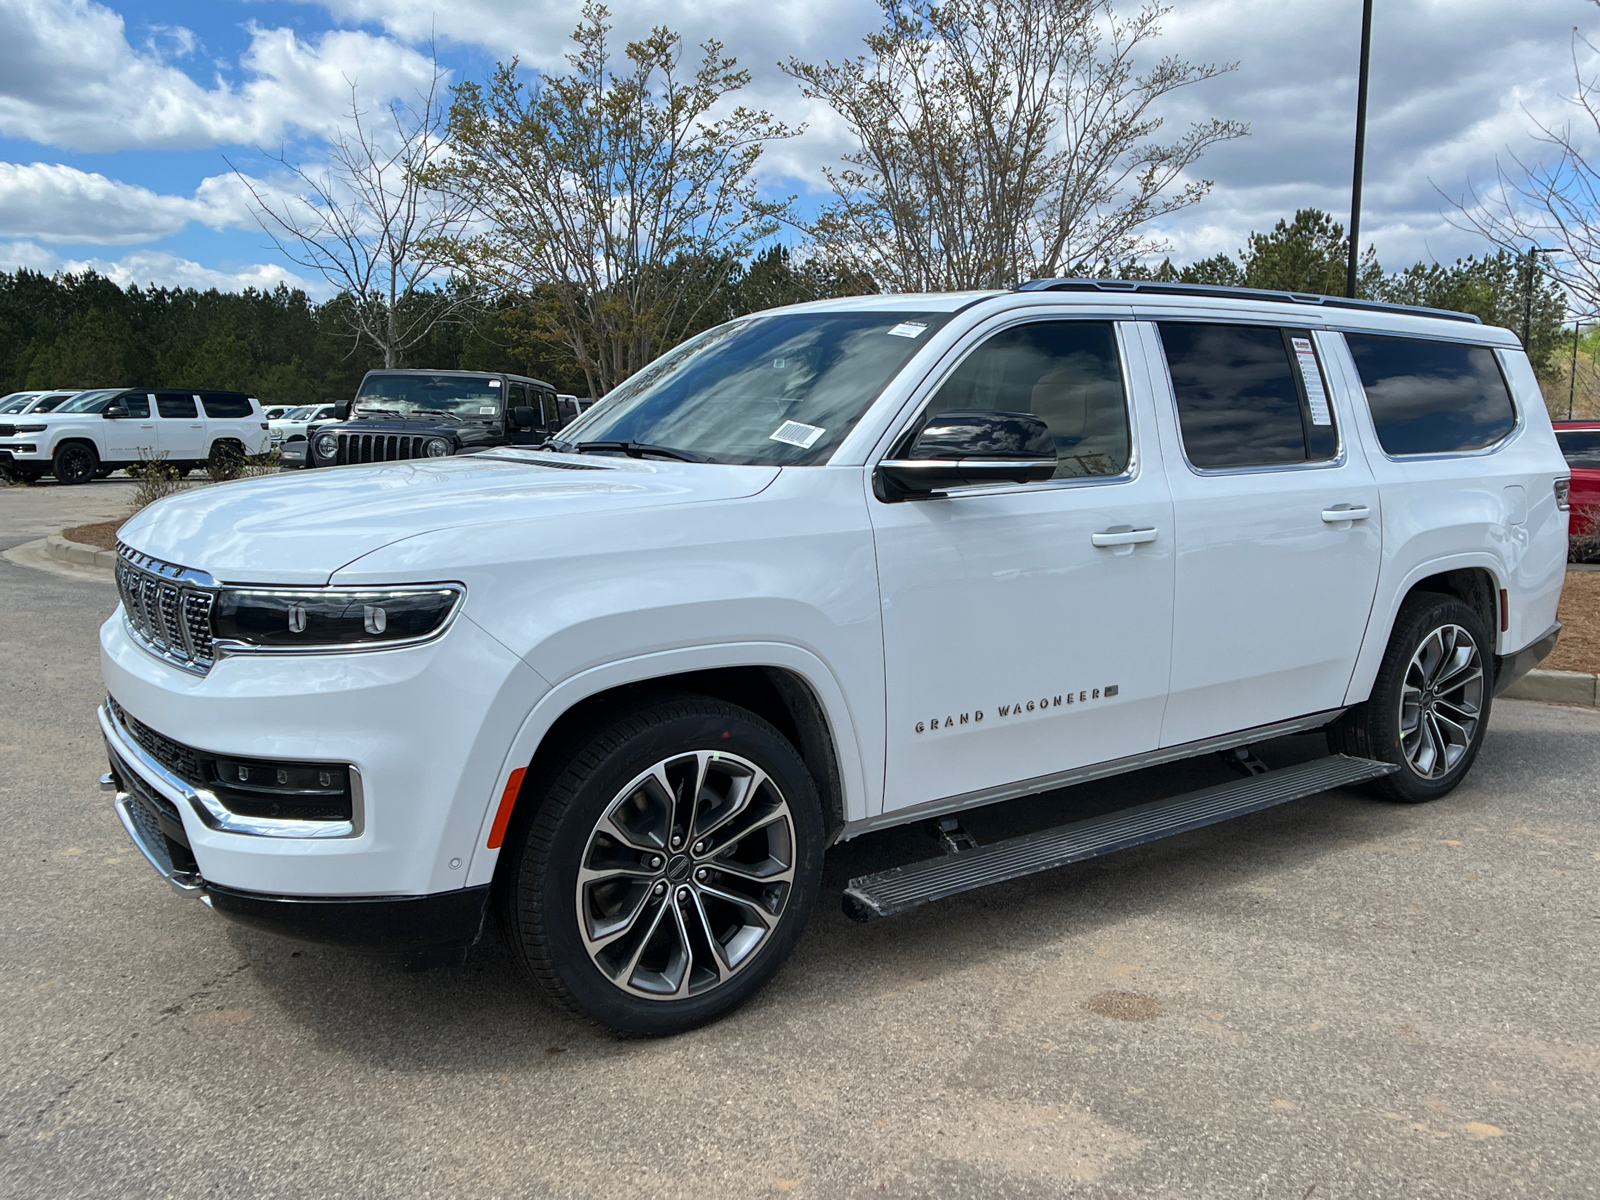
[
  {"x1": 201, "y1": 392, "x2": 253, "y2": 418},
  {"x1": 1344, "y1": 334, "x2": 1516, "y2": 455}
]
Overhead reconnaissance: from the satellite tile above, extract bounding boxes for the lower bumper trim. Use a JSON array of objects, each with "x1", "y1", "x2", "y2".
[{"x1": 1495, "y1": 622, "x2": 1561, "y2": 697}]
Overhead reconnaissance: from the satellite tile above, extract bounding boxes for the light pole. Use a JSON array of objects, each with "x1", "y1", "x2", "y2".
[
  {"x1": 1572, "y1": 319, "x2": 1584, "y2": 420},
  {"x1": 1523, "y1": 246, "x2": 1557, "y2": 351},
  {"x1": 1346, "y1": 0, "x2": 1374, "y2": 299}
]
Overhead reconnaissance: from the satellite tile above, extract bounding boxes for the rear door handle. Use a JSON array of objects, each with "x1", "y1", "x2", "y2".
[
  {"x1": 1091, "y1": 526, "x2": 1159, "y2": 547},
  {"x1": 1321, "y1": 504, "x2": 1370, "y2": 523}
]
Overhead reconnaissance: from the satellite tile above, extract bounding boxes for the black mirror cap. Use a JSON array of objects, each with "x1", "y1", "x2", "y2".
[
  {"x1": 874, "y1": 410, "x2": 1056, "y2": 501},
  {"x1": 332, "y1": 400, "x2": 351, "y2": 421},
  {"x1": 509, "y1": 405, "x2": 539, "y2": 430}
]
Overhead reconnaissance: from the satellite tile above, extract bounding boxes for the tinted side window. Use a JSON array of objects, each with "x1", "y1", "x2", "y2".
[
  {"x1": 122, "y1": 393, "x2": 150, "y2": 418},
  {"x1": 201, "y1": 392, "x2": 252, "y2": 418},
  {"x1": 1556, "y1": 430, "x2": 1600, "y2": 469},
  {"x1": 925, "y1": 321, "x2": 1130, "y2": 478},
  {"x1": 1160, "y1": 323, "x2": 1337, "y2": 469},
  {"x1": 155, "y1": 392, "x2": 196, "y2": 419},
  {"x1": 1345, "y1": 334, "x2": 1515, "y2": 455}
]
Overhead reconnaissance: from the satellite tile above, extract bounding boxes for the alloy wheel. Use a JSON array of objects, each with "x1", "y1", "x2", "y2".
[
  {"x1": 1398, "y1": 623, "x2": 1484, "y2": 779},
  {"x1": 56, "y1": 445, "x2": 95, "y2": 484},
  {"x1": 575, "y1": 750, "x2": 796, "y2": 1000}
]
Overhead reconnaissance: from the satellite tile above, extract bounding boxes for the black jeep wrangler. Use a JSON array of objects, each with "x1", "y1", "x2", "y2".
[{"x1": 282, "y1": 369, "x2": 567, "y2": 469}]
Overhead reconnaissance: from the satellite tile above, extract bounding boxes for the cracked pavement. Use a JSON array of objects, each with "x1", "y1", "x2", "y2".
[{"x1": 2, "y1": 532, "x2": 1598, "y2": 1198}]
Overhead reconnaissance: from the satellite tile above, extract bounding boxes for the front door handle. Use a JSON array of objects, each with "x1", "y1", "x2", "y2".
[
  {"x1": 1091, "y1": 525, "x2": 1159, "y2": 548},
  {"x1": 1321, "y1": 504, "x2": 1371, "y2": 523}
]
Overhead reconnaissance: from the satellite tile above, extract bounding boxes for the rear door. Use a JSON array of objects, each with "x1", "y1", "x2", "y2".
[
  {"x1": 154, "y1": 391, "x2": 206, "y2": 461},
  {"x1": 1140, "y1": 320, "x2": 1383, "y2": 747}
]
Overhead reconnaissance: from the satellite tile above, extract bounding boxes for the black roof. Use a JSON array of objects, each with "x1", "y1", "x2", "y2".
[{"x1": 1015, "y1": 278, "x2": 1482, "y2": 324}]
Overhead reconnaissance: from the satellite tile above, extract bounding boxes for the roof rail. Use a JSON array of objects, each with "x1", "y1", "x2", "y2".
[{"x1": 1014, "y1": 278, "x2": 1482, "y2": 324}]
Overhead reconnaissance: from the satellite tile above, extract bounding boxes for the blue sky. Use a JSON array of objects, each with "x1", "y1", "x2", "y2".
[{"x1": 0, "y1": 0, "x2": 1594, "y2": 297}]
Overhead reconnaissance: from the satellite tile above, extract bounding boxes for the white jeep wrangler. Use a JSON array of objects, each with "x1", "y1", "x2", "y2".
[
  {"x1": 1, "y1": 387, "x2": 269, "y2": 483},
  {"x1": 99, "y1": 282, "x2": 1568, "y2": 1035}
]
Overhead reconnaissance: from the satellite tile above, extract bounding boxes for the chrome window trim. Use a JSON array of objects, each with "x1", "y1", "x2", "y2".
[
  {"x1": 1149, "y1": 319, "x2": 1349, "y2": 478},
  {"x1": 99, "y1": 701, "x2": 363, "y2": 840},
  {"x1": 211, "y1": 584, "x2": 466, "y2": 660},
  {"x1": 867, "y1": 312, "x2": 1144, "y2": 497}
]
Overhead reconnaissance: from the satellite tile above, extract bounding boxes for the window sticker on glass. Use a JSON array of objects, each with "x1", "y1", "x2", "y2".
[
  {"x1": 887, "y1": 322, "x2": 928, "y2": 339},
  {"x1": 488, "y1": 380, "x2": 501, "y2": 387},
  {"x1": 769, "y1": 420, "x2": 826, "y2": 448},
  {"x1": 479, "y1": 406, "x2": 497, "y2": 414},
  {"x1": 1291, "y1": 337, "x2": 1332, "y2": 426},
  {"x1": 773, "y1": 358, "x2": 786, "y2": 369}
]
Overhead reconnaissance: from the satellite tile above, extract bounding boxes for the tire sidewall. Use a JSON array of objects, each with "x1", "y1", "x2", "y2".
[
  {"x1": 512, "y1": 702, "x2": 825, "y2": 1036},
  {"x1": 1365, "y1": 594, "x2": 1493, "y2": 802},
  {"x1": 53, "y1": 442, "x2": 97, "y2": 485}
]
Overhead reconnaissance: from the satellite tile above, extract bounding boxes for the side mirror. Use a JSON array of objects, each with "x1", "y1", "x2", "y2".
[
  {"x1": 102, "y1": 405, "x2": 126, "y2": 420},
  {"x1": 332, "y1": 401, "x2": 351, "y2": 421},
  {"x1": 509, "y1": 406, "x2": 538, "y2": 430},
  {"x1": 874, "y1": 411, "x2": 1056, "y2": 502}
]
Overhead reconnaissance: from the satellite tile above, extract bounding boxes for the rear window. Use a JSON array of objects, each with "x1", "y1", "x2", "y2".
[
  {"x1": 1159, "y1": 323, "x2": 1338, "y2": 470},
  {"x1": 201, "y1": 392, "x2": 253, "y2": 418},
  {"x1": 1556, "y1": 429, "x2": 1600, "y2": 469},
  {"x1": 1344, "y1": 334, "x2": 1515, "y2": 455}
]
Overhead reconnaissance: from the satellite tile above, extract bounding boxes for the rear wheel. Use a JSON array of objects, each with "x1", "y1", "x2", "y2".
[
  {"x1": 51, "y1": 442, "x2": 98, "y2": 485},
  {"x1": 1328, "y1": 592, "x2": 1492, "y2": 803},
  {"x1": 502, "y1": 695, "x2": 825, "y2": 1036}
]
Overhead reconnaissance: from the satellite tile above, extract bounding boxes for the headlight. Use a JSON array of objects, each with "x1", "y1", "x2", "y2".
[
  {"x1": 315, "y1": 432, "x2": 339, "y2": 458},
  {"x1": 425, "y1": 437, "x2": 451, "y2": 457},
  {"x1": 212, "y1": 586, "x2": 464, "y2": 653},
  {"x1": 16, "y1": 424, "x2": 46, "y2": 433}
]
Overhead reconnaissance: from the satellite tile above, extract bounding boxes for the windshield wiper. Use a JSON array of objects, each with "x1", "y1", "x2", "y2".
[
  {"x1": 352, "y1": 406, "x2": 406, "y2": 418},
  {"x1": 575, "y1": 440, "x2": 710, "y2": 463}
]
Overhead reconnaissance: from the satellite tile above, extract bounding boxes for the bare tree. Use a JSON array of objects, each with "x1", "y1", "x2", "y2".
[
  {"x1": 233, "y1": 58, "x2": 474, "y2": 368},
  {"x1": 435, "y1": 3, "x2": 795, "y2": 397},
  {"x1": 1443, "y1": 6, "x2": 1600, "y2": 320},
  {"x1": 784, "y1": 0, "x2": 1246, "y2": 291}
]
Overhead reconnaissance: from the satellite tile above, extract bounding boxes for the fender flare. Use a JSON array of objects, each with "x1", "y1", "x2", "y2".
[{"x1": 462, "y1": 641, "x2": 870, "y2": 887}]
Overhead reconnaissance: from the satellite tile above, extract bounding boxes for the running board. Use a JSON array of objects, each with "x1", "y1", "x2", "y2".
[{"x1": 841, "y1": 754, "x2": 1397, "y2": 922}]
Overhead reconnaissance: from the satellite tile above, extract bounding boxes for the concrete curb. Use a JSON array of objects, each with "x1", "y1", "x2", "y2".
[
  {"x1": 45, "y1": 531, "x2": 117, "y2": 570},
  {"x1": 1502, "y1": 669, "x2": 1600, "y2": 706}
]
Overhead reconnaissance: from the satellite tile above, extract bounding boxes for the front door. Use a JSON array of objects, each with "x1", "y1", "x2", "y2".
[
  {"x1": 154, "y1": 391, "x2": 207, "y2": 462},
  {"x1": 872, "y1": 318, "x2": 1175, "y2": 814},
  {"x1": 102, "y1": 392, "x2": 155, "y2": 461},
  {"x1": 1140, "y1": 321, "x2": 1383, "y2": 747}
]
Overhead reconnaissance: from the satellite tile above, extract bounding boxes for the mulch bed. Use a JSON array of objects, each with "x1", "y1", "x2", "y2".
[
  {"x1": 61, "y1": 520, "x2": 123, "y2": 551},
  {"x1": 1545, "y1": 569, "x2": 1600, "y2": 675}
]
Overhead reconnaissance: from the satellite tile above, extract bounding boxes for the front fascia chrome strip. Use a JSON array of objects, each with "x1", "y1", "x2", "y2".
[
  {"x1": 116, "y1": 543, "x2": 216, "y2": 588},
  {"x1": 841, "y1": 709, "x2": 1347, "y2": 839},
  {"x1": 99, "y1": 703, "x2": 360, "y2": 839},
  {"x1": 110, "y1": 791, "x2": 204, "y2": 893}
]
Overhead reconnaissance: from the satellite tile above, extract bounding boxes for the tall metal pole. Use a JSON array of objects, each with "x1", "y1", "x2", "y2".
[
  {"x1": 1346, "y1": 0, "x2": 1374, "y2": 299},
  {"x1": 1524, "y1": 248, "x2": 1536, "y2": 350},
  {"x1": 1572, "y1": 320, "x2": 1582, "y2": 420}
]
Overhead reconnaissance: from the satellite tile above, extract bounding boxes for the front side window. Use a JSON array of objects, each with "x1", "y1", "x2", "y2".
[
  {"x1": 356, "y1": 373, "x2": 504, "y2": 418},
  {"x1": 555, "y1": 311, "x2": 953, "y2": 465},
  {"x1": 1160, "y1": 323, "x2": 1338, "y2": 470},
  {"x1": 1345, "y1": 334, "x2": 1516, "y2": 455},
  {"x1": 1556, "y1": 429, "x2": 1600, "y2": 469},
  {"x1": 915, "y1": 320, "x2": 1131, "y2": 478},
  {"x1": 55, "y1": 389, "x2": 127, "y2": 414}
]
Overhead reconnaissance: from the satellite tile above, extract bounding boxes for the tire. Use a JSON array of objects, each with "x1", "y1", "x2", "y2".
[
  {"x1": 1328, "y1": 592, "x2": 1493, "y2": 803},
  {"x1": 502, "y1": 694, "x2": 825, "y2": 1036},
  {"x1": 51, "y1": 441, "x2": 98, "y2": 485},
  {"x1": 94, "y1": 466, "x2": 114, "y2": 479}
]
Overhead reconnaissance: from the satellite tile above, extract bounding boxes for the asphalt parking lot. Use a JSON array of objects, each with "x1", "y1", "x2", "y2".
[{"x1": 2, "y1": 499, "x2": 1598, "y2": 1198}]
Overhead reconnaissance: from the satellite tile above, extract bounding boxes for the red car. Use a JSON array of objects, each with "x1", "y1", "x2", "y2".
[{"x1": 1554, "y1": 419, "x2": 1600, "y2": 532}]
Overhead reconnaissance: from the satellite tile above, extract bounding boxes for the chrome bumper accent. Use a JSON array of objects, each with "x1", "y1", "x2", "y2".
[
  {"x1": 110, "y1": 786, "x2": 204, "y2": 893},
  {"x1": 98, "y1": 702, "x2": 361, "y2": 840}
]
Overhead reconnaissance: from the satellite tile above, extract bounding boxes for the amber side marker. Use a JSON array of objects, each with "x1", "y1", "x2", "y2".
[{"x1": 487, "y1": 767, "x2": 527, "y2": 849}]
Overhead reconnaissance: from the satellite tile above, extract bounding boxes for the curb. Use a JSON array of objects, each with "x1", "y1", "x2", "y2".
[
  {"x1": 1502, "y1": 669, "x2": 1599, "y2": 706},
  {"x1": 45, "y1": 532, "x2": 117, "y2": 571}
]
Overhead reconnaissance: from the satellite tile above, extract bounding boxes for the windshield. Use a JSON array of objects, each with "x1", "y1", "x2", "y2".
[
  {"x1": 279, "y1": 405, "x2": 314, "y2": 420},
  {"x1": 54, "y1": 388, "x2": 126, "y2": 413},
  {"x1": 555, "y1": 311, "x2": 952, "y2": 465},
  {"x1": 0, "y1": 392, "x2": 37, "y2": 413},
  {"x1": 355, "y1": 372, "x2": 503, "y2": 417}
]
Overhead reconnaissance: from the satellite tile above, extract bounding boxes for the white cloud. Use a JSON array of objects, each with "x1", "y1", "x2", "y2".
[
  {"x1": 0, "y1": 238, "x2": 325, "y2": 295},
  {"x1": 0, "y1": 0, "x2": 443, "y2": 151},
  {"x1": 0, "y1": 163, "x2": 285, "y2": 244}
]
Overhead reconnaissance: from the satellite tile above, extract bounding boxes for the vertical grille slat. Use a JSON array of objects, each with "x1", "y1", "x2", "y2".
[
  {"x1": 115, "y1": 546, "x2": 216, "y2": 675},
  {"x1": 335, "y1": 431, "x2": 431, "y2": 466}
]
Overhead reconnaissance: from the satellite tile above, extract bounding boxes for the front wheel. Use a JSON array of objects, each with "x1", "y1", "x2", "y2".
[
  {"x1": 1328, "y1": 592, "x2": 1493, "y2": 803},
  {"x1": 51, "y1": 442, "x2": 98, "y2": 485},
  {"x1": 502, "y1": 695, "x2": 825, "y2": 1036}
]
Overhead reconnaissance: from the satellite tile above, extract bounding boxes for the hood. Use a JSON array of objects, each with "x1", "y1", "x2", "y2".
[{"x1": 116, "y1": 450, "x2": 780, "y2": 585}]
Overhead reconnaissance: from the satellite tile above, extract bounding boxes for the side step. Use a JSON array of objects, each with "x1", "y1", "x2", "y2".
[{"x1": 841, "y1": 754, "x2": 1397, "y2": 922}]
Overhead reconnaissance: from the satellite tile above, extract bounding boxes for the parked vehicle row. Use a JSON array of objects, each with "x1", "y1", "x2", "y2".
[
  {"x1": 101, "y1": 282, "x2": 1566, "y2": 1035},
  {"x1": 0, "y1": 388, "x2": 269, "y2": 484}
]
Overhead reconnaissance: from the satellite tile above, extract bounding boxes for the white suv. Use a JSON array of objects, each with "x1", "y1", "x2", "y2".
[
  {"x1": 1, "y1": 387, "x2": 270, "y2": 483},
  {"x1": 99, "y1": 283, "x2": 1568, "y2": 1034}
]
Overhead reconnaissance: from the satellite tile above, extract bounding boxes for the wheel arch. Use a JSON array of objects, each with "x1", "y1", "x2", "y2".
[{"x1": 464, "y1": 643, "x2": 865, "y2": 890}]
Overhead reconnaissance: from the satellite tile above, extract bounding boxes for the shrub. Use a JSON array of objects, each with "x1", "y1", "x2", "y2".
[{"x1": 127, "y1": 450, "x2": 185, "y2": 512}]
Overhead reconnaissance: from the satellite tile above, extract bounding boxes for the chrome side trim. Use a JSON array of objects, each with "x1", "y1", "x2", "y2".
[
  {"x1": 840, "y1": 708, "x2": 1348, "y2": 839},
  {"x1": 99, "y1": 702, "x2": 361, "y2": 840}
]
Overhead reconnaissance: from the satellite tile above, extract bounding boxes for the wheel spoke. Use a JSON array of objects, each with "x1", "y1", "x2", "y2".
[
  {"x1": 694, "y1": 765, "x2": 768, "y2": 846},
  {"x1": 710, "y1": 853, "x2": 795, "y2": 886},
  {"x1": 687, "y1": 892, "x2": 733, "y2": 983},
  {"x1": 582, "y1": 884, "x2": 657, "y2": 951},
  {"x1": 1432, "y1": 647, "x2": 1480, "y2": 693},
  {"x1": 698, "y1": 880, "x2": 781, "y2": 930}
]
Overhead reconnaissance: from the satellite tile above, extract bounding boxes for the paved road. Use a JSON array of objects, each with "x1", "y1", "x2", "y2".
[{"x1": 2, "y1": 545, "x2": 1597, "y2": 1198}]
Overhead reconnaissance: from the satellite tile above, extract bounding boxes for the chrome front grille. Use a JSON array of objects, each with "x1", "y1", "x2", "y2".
[
  {"x1": 115, "y1": 544, "x2": 218, "y2": 674},
  {"x1": 335, "y1": 432, "x2": 432, "y2": 465}
]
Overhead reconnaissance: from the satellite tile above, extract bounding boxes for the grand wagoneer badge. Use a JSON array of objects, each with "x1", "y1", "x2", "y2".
[{"x1": 915, "y1": 685, "x2": 1120, "y2": 733}]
